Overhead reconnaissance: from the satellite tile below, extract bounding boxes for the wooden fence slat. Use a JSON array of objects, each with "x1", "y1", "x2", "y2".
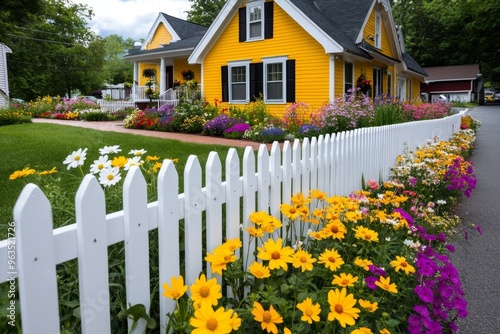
[
  {"x1": 225, "y1": 148, "x2": 242, "y2": 243},
  {"x1": 123, "y1": 167, "x2": 150, "y2": 334},
  {"x1": 14, "y1": 184, "x2": 60, "y2": 334},
  {"x1": 184, "y1": 155, "x2": 205, "y2": 285},
  {"x1": 75, "y1": 175, "x2": 111, "y2": 334},
  {"x1": 242, "y1": 147, "x2": 257, "y2": 268},
  {"x1": 269, "y1": 142, "x2": 283, "y2": 225},
  {"x1": 257, "y1": 144, "x2": 270, "y2": 213},
  {"x1": 206, "y1": 152, "x2": 224, "y2": 281},
  {"x1": 301, "y1": 138, "x2": 311, "y2": 196},
  {"x1": 157, "y1": 160, "x2": 180, "y2": 329},
  {"x1": 292, "y1": 139, "x2": 302, "y2": 196}
]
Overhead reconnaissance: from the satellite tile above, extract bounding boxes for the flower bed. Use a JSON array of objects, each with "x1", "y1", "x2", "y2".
[{"x1": 159, "y1": 117, "x2": 480, "y2": 334}]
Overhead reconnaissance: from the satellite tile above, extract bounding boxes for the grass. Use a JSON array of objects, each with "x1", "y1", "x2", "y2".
[{"x1": 0, "y1": 123, "x2": 246, "y2": 238}]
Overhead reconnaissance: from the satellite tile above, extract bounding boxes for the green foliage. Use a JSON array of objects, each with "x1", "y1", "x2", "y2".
[
  {"x1": 78, "y1": 110, "x2": 114, "y2": 121},
  {"x1": 373, "y1": 103, "x2": 406, "y2": 126},
  {"x1": 186, "y1": 0, "x2": 227, "y2": 27},
  {"x1": 0, "y1": 108, "x2": 32, "y2": 126},
  {"x1": 391, "y1": 0, "x2": 500, "y2": 82}
]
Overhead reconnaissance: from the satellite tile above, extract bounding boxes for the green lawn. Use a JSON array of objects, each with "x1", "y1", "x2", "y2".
[{"x1": 0, "y1": 123, "x2": 246, "y2": 238}]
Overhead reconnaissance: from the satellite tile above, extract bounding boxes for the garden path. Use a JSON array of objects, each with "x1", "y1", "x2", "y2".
[
  {"x1": 451, "y1": 105, "x2": 500, "y2": 333},
  {"x1": 31, "y1": 118, "x2": 271, "y2": 151}
]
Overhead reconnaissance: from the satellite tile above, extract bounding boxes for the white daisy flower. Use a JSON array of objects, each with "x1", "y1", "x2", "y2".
[
  {"x1": 98, "y1": 166, "x2": 122, "y2": 187},
  {"x1": 129, "y1": 149, "x2": 147, "y2": 156},
  {"x1": 89, "y1": 155, "x2": 111, "y2": 174},
  {"x1": 63, "y1": 148, "x2": 88, "y2": 170},
  {"x1": 124, "y1": 156, "x2": 143, "y2": 170},
  {"x1": 99, "y1": 145, "x2": 122, "y2": 155}
]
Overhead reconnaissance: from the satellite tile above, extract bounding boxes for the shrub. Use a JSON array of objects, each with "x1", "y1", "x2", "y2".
[
  {"x1": 261, "y1": 127, "x2": 286, "y2": 143},
  {"x1": 202, "y1": 114, "x2": 241, "y2": 136},
  {"x1": 403, "y1": 101, "x2": 452, "y2": 121},
  {"x1": 180, "y1": 115, "x2": 206, "y2": 133},
  {"x1": 78, "y1": 109, "x2": 113, "y2": 121},
  {"x1": 224, "y1": 123, "x2": 251, "y2": 139},
  {"x1": 0, "y1": 108, "x2": 32, "y2": 126},
  {"x1": 317, "y1": 92, "x2": 375, "y2": 133},
  {"x1": 282, "y1": 102, "x2": 311, "y2": 135},
  {"x1": 373, "y1": 96, "x2": 406, "y2": 126},
  {"x1": 298, "y1": 124, "x2": 321, "y2": 139}
]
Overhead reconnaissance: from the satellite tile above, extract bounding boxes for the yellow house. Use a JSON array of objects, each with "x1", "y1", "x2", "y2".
[
  {"x1": 188, "y1": 0, "x2": 427, "y2": 116},
  {"x1": 124, "y1": 13, "x2": 207, "y2": 104}
]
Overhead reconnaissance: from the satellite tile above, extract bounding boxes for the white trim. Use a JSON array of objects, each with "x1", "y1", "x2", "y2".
[
  {"x1": 375, "y1": 11, "x2": 382, "y2": 49},
  {"x1": 188, "y1": 0, "x2": 344, "y2": 64},
  {"x1": 263, "y1": 56, "x2": 287, "y2": 104},
  {"x1": 143, "y1": 14, "x2": 181, "y2": 51},
  {"x1": 228, "y1": 60, "x2": 250, "y2": 103},
  {"x1": 329, "y1": 56, "x2": 335, "y2": 102},
  {"x1": 246, "y1": 1, "x2": 264, "y2": 41}
]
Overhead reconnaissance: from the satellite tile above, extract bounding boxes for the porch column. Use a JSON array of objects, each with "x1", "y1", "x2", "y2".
[
  {"x1": 160, "y1": 58, "x2": 166, "y2": 94},
  {"x1": 133, "y1": 62, "x2": 139, "y2": 101}
]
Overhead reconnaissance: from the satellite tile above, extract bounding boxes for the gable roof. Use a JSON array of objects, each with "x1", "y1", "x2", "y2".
[
  {"x1": 124, "y1": 13, "x2": 207, "y2": 59},
  {"x1": 423, "y1": 64, "x2": 480, "y2": 83},
  {"x1": 188, "y1": 0, "x2": 425, "y2": 79}
]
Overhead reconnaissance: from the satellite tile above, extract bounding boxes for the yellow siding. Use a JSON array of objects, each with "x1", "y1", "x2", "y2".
[
  {"x1": 203, "y1": 2, "x2": 330, "y2": 117},
  {"x1": 138, "y1": 63, "x2": 160, "y2": 86},
  {"x1": 363, "y1": 9, "x2": 395, "y2": 58},
  {"x1": 173, "y1": 59, "x2": 201, "y2": 83},
  {"x1": 334, "y1": 59, "x2": 344, "y2": 97},
  {"x1": 146, "y1": 23, "x2": 172, "y2": 50}
]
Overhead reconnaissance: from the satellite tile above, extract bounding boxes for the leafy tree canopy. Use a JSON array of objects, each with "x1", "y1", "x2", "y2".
[
  {"x1": 391, "y1": 0, "x2": 500, "y2": 84},
  {"x1": 186, "y1": 0, "x2": 227, "y2": 27}
]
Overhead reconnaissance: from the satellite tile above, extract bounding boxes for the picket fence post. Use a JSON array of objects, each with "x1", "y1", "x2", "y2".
[
  {"x1": 14, "y1": 184, "x2": 60, "y2": 334},
  {"x1": 75, "y1": 175, "x2": 111, "y2": 334}
]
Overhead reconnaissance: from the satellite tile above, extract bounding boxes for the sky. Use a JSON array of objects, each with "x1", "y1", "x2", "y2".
[{"x1": 76, "y1": 0, "x2": 192, "y2": 41}]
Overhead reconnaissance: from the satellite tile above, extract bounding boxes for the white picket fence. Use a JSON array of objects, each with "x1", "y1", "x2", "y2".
[{"x1": 0, "y1": 110, "x2": 466, "y2": 333}]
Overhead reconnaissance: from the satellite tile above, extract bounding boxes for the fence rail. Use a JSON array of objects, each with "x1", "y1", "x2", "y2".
[{"x1": 0, "y1": 110, "x2": 466, "y2": 333}]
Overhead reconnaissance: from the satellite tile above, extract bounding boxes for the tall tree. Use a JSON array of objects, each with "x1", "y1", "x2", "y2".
[
  {"x1": 4, "y1": 0, "x2": 106, "y2": 100},
  {"x1": 103, "y1": 35, "x2": 134, "y2": 85},
  {"x1": 392, "y1": 0, "x2": 500, "y2": 83},
  {"x1": 186, "y1": 0, "x2": 227, "y2": 27}
]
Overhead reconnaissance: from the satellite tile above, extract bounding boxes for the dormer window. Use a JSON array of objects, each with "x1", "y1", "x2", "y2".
[
  {"x1": 248, "y1": 3, "x2": 263, "y2": 40},
  {"x1": 375, "y1": 11, "x2": 382, "y2": 48},
  {"x1": 239, "y1": 1, "x2": 274, "y2": 42}
]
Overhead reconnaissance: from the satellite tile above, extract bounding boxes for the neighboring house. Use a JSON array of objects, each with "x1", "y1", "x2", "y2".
[
  {"x1": 420, "y1": 64, "x2": 482, "y2": 103},
  {"x1": 126, "y1": 0, "x2": 426, "y2": 115},
  {"x1": 124, "y1": 13, "x2": 207, "y2": 105},
  {"x1": 0, "y1": 43, "x2": 13, "y2": 109},
  {"x1": 188, "y1": 0, "x2": 427, "y2": 116}
]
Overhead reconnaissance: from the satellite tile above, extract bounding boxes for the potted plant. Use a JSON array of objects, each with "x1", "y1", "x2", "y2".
[{"x1": 181, "y1": 69, "x2": 194, "y2": 81}]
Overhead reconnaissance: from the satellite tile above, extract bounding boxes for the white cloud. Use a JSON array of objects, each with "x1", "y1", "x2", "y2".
[{"x1": 77, "y1": 0, "x2": 192, "y2": 41}]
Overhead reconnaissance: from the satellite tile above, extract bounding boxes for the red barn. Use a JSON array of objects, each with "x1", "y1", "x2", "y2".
[{"x1": 420, "y1": 64, "x2": 482, "y2": 103}]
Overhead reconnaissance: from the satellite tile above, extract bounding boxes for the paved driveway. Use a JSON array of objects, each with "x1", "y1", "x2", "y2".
[{"x1": 452, "y1": 105, "x2": 500, "y2": 332}]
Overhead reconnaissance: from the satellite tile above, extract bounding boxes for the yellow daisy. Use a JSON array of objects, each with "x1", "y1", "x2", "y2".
[
  {"x1": 252, "y1": 301, "x2": 283, "y2": 334},
  {"x1": 318, "y1": 248, "x2": 345, "y2": 271},
  {"x1": 332, "y1": 273, "x2": 359, "y2": 287},
  {"x1": 353, "y1": 226, "x2": 379, "y2": 242},
  {"x1": 280, "y1": 203, "x2": 301, "y2": 220},
  {"x1": 358, "y1": 299, "x2": 378, "y2": 313},
  {"x1": 162, "y1": 275, "x2": 188, "y2": 300},
  {"x1": 354, "y1": 257, "x2": 373, "y2": 271},
  {"x1": 351, "y1": 327, "x2": 373, "y2": 334},
  {"x1": 322, "y1": 220, "x2": 347, "y2": 240},
  {"x1": 189, "y1": 305, "x2": 234, "y2": 334},
  {"x1": 9, "y1": 167, "x2": 36, "y2": 180},
  {"x1": 111, "y1": 156, "x2": 128, "y2": 168},
  {"x1": 375, "y1": 276, "x2": 398, "y2": 294},
  {"x1": 190, "y1": 274, "x2": 222, "y2": 308},
  {"x1": 257, "y1": 238, "x2": 294, "y2": 271},
  {"x1": 248, "y1": 261, "x2": 271, "y2": 279},
  {"x1": 292, "y1": 249, "x2": 316, "y2": 272},
  {"x1": 296, "y1": 297, "x2": 321, "y2": 324},
  {"x1": 38, "y1": 167, "x2": 58, "y2": 175},
  {"x1": 390, "y1": 256, "x2": 416, "y2": 275},
  {"x1": 327, "y1": 288, "x2": 360, "y2": 328}
]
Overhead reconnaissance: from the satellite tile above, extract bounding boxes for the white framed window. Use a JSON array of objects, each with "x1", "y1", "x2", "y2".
[
  {"x1": 229, "y1": 61, "x2": 250, "y2": 103},
  {"x1": 397, "y1": 77, "x2": 406, "y2": 100},
  {"x1": 247, "y1": 2, "x2": 264, "y2": 41},
  {"x1": 263, "y1": 57, "x2": 287, "y2": 103},
  {"x1": 375, "y1": 11, "x2": 382, "y2": 49},
  {"x1": 344, "y1": 62, "x2": 353, "y2": 93},
  {"x1": 387, "y1": 72, "x2": 393, "y2": 97},
  {"x1": 373, "y1": 67, "x2": 383, "y2": 97}
]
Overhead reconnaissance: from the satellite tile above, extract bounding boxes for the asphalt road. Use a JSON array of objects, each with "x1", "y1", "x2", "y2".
[{"x1": 451, "y1": 105, "x2": 500, "y2": 333}]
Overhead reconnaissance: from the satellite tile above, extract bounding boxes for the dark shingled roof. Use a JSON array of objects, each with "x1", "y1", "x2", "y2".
[
  {"x1": 402, "y1": 53, "x2": 427, "y2": 76},
  {"x1": 160, "y1": 13, "x2": 207, "y2": 40},
  {"x1": 125, "y1": 13, "x2": 207, "y2": 56}
]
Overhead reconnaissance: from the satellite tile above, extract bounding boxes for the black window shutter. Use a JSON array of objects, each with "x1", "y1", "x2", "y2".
[
  {"x1": 250, "y1": 63, "x2": 263, "y2": 101},
  {"x1": 286, "y1": 60, "x2": 296, "y2": 103},
  {"x1": 221, "y1": 66, "x2": 229, "y2": 102},
  {"x1": 239, "y1": 8, "x2": 246, "y2": 42},
  {"x1": 264, "y1": 2, "x2": 274, "y2": 39}
]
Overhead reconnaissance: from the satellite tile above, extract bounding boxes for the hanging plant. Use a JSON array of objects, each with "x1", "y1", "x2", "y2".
[
  {"x1": 142, "y1": 68, "x2": 157, "y2": 79},
  {"x1": 181, "y1": 69, "x2": 194, "y2": 81}
]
